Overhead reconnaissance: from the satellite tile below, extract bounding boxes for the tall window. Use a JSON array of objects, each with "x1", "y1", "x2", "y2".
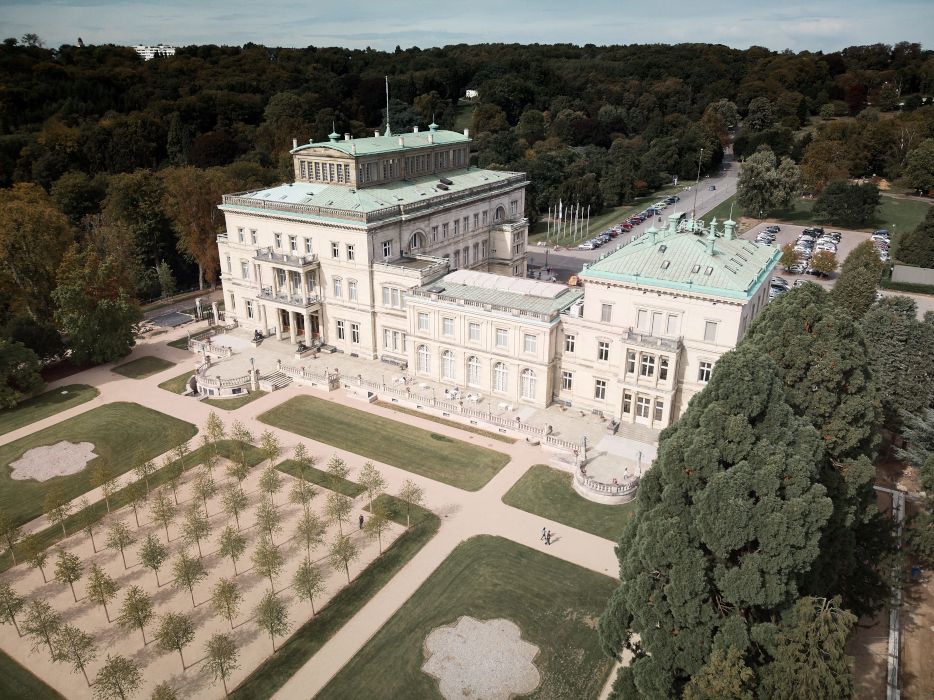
[
  {"x1": 637, "y1": 309, "x2": 649, "y2": 330},
  {"x1": 333, "y1": 278, "x2": 342, "y2": 297},
  {"x1": 289, "y1": 235, "x2": 297, "y2": 252},
  {"x1": 442, "y1": 223, "x2": 449, "y2": 238},
  {"x1": 564, "y1": 334, "x2": 575, "y2": 352},
  {"x1": 348, "y1": 280, "x2": 358, "y2": 301},
  {"x1": 666, "y1": 314, "x2": 680, "y2": 336},
  {"x1": 237, "y1": 227, "x2": 244, "y2": 242},
  {"x1": 417, "y1": 345, "x2": 430, "y2": 373},
  {"x1": 240, "y1": 261, "x2": 249, "y2": 280},
  {"x1": 305, "y1": 238, "x2": 313, "y2": 254},
  {"x1": 226, "y1": 255, "x2": 231, "y2": 274},
  {"x1": 442, "y1": 318, "x2": 454, "y2": 336},
  {"x1": 704, "y1": 321, "x2": 718, "y2": 343},
  {"x1": 473, "y1": 213, "x2": 479, "y2": 229},
  {"x1": 493, "y1": 362, "x2": 508, "y2": 392},
  {"x1": 441, "y1": 350, "x2": 455, "y2": 380},
  {"x1": 467, "y1": 356, "x2": 480, "y2": 386},
  {"x1": 336, "y1": 320, "x2": 345, "y2": 340},
  {"x1": 698, "y1": 361, "x2": 713, "y2": 383},
  {"x1": 346, "y1": 244, "x2": 355, "y2": 261},
  {"x1": 331, "y1": 242, "x2": 339, "y2": 259},
  {"x1": 597, "y1": 340, "x2": 610, "y2": 361},
  {"x1": 229, "y1": 293, "x2": 235, "y2": 310},
  {"x1": 250, "y1": 229, "x2": 257, "y2": 244},
  {"x1": 601, "y1": 303, "x2": 613, "y2": 323},
  {"x1": 274, "y1": 232, "x2": 282, "y2": 248},
  {"x1": 636, "y1": 396, "x2": 651, "y2": 419},
  {"x1": 654, "y1": 399, "x2": 664, "y2": 422},
  {"x1": 659, "y1": 356, "x2": 669, "y2": 381},
  {"x1": 351, "y1": 323, "x2": 360, "y2": 344},
  {"x1": 495, "y1": 328, "x2": 508, "y2": 348},
  {"x1": 523, "y1": 334, "x2": 537, "y2": 354},
  {"x1": 594, "y1": 379, "x2": 607, "y2": 400},
  {"x1": 468, "y1": 322, "x2": 480, "y2": 342},
  {"x1": 626, "y1": 350, "x2": 636, "y2": 373},
  {"x1": 520, "y1": 369, "x2": 536, "y2": 399},
  {"x1": 623, "y1": 391, "x2": 632, "y2": 414},
  {"x1": 417, "y1": 313, "x2": 429, "y2": 331},
  {"x1": 640, "y1": 354, "x2": 655, "y2": 377},
  {"x1": 561, "y1": 370, "x2": 573, "y2": 390},
  {"x1": 453, "y1": 219, "x2": 460, "y2": 235},
  {"x1": 382, "y1": 240, "x2": 393, "y2": 259}
]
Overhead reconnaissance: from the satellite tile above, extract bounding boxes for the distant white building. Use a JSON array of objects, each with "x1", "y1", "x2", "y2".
[
  {"x1": 133, "y1": 44, "x2": 176, "y2": 60},
  {"x1": 465, "y1": 89, "x2": 479, "y2": 100}
]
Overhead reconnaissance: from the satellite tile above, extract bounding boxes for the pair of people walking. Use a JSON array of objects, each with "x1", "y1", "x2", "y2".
[{"x1": 540, "y1": 526, "x2": 552, "y2": 545}]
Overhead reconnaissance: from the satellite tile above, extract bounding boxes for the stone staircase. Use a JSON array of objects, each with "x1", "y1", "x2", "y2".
[{"x1": 258, "y1": 371, "x2": 292, "y2": 392}]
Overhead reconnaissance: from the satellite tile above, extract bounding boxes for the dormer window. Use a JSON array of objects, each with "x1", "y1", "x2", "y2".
[
  {"x1": 661, "y1": 260, "x2": 671, "y2": 269},
  {"x1": 691, "y1": 264, "x2": 701, "y2": 273}
]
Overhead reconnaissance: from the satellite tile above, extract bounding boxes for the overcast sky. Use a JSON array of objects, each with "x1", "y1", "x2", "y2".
[{"x1": 1, "y1": 0, "x2": 931, "y2": 53}]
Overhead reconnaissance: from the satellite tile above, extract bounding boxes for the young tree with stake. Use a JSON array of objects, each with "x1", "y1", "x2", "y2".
[
  {"x1": 126, "y1": 481, "x2": 147, "y2": 529},
  {"x1": 292, "y1": 442, "x2": 315, "y2": 480},
  {"x1": 397, "y1": 480, "x2": 424, "y2": 528},
  {"x1": 364, "y1": 503, "x2": 392, "y2": 554},
  {"x1": 163, "y1": 453, "x2": 183, "y2": 505},
  {"x1": 133, "y1": 456, "x2": 156, "y2": 493},
  {"x1": 324, "y1": 492, "x2": 352, "y2": 536},
  {"x1": 150, "y1": 487, "x2": 177, "y2": 542},
  {"x1": 358, "y1": 462, "x2": 386, "y2": 510},
  {"x1": 117, "y1": 585, "x2": 154, "y2": 645},
  {"x1": 106, "y1": 521, "x2": 135, "y2": 569},
  {"x1": 171, "y1": 549, "x2": 207, "y2": 608},
  {"x1": 182, "y1": 502, "x2": 210, "y2": 559},
  {"x1": 150, "y1": 682, "x2": 178, "y2": 700},
  {"x1": 139, "y1": 533, "x2": 168, "y2": 587},
  {"x1": 289, "y1": 478, "x2": 315, "y2": 515},
  {"x1": 21, "y1": 534, "x2": 49, "y2": 582},
  {"x1": 194, "y1": 470, "x2": 217, "y2": 516},
  {"x1": 328, "y1": 534, "x2": 359, "y2": 583},
  {"x1": 155, "y1": 611, "x2": 196, "y2": 670},
  {"x1": 259, "y1": 430, "x2": 281, "y2": 470},
  {"x1": 222, "y1": 483, "x2": 248, "y2": 531},
  {"x1": 218, "y1": 525, "x2": 246, "y2": 576},
  {"x1": 292, "y1": 558, "x2": 325, "y2": 615},
  {"x1": 172, "y1": 437, "x2": 190, "y2": 472},
  {"x1": 22, "y1": 599, "x2": 61, "y2": 658},
  {"x1": 0, "y1": 509, "x2": 22, "y2": 564},
  {"x1": 210, "y1": 578, "x2": 242, "y2": 629},
  {"x1": 89, "y1": 462, "x2": 117, "y2": 514},
  {"x1": 86, "y1": 563, "x2": 120, "y2": 622},
  {"x1": 53, "y1": 624, "x2": 97, "y2": 686},
  {"x1": 0, "y1": 582, "x2": 25, "y2": 636},
  {"x1": 254, "y1": 590, "x2": 289, "y2": 651},
  {"x1": 54, "y1": 548, "x2": 83, "y2": 602},
  {"x1": 204, "y1": 633, "x2": 239, "y2": 697},
  {"x1": 93, "y1": 654, "x2": 141, "y2": 700},
  {"x1": 44, "y1": 486, "x2": 72, "y2": 537},
  {"x1": 295, "y1": 510, "x2": 326, "y2": 558},
  {"x1": 259, "y1": 466, "x2": 283, "y2": 507},
  {"x1": 201, "y1": 434, "x2": 218, "y2": 477},
  {"x1": 251, "y1": 536, "x2": 284, "y2": 593},
  {"x1": 255, "y1": 496, "x2": 282, "y2": 544},
  {"x1": 74, "y1": 497, "x2": 99, "y2": 552},
  {"x1": 205, "y1": 411, "x2": 225, "y2": 458},
  {"x1": 228, "y1": 420, "x2": 254, "y2": 484},
  {"x1": 326, "y1": 455, "x2": 349, "y2": 481}
]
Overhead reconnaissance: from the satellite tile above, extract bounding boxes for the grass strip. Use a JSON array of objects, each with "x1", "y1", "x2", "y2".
[
  {"x1": 502, "y1": 464, "x2": 636, "y2": 541},
  {"x1": 276, "y1": 459, "x2": 364, "y2": 498},
  {"x1": 0, "y1": 648, "x2": 64, "y2": 699},
  {"x1": 0, "y1": 439, "x2": 263, "y2": 573},
  {"x1": 0, "y1": 384, "x2": 98, "y2": 437},
  {"x1": 260, "y1": 395, "x2": 510, "y2": 491},
  {"x1": 374, "y1": 401, "x2": 516, "y2": 443},
  {"x1": 158, "y1": 369, "x2": 195, "y2": 394},
  {"x1": 231, "y1": 498, "x2": 439, "y2": 699},
  {"x1": 204, "y1": 391, "x2": 268, "y2": 411},
  {"x1": 112, "y1": 355, "x2": 177, "y2": 379}
]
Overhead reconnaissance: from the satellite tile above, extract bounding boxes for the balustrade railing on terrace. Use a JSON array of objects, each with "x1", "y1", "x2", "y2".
[
  {"x1": 198, "y1": 374, "x2": 250, "y2": 389},
  {"x1": 254, "y1": 247, "x2": 319, "y2": 268},
  {"x1": 574, "y1": 470, "x2": 639, "y2": 498},
  {"x1": 621, "y1": 329, "x2": 682, "y2": 352},
  {"x1": 189, "y1": 337, "x2": 233, "y2": 358},
  {"x1": 256, "y1": 287, "x2": 320, "y2": 307}
]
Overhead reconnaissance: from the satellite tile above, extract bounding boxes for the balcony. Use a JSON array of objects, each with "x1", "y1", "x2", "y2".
[
  {"x1": 622, "y1": 329, "x2": 681, "y2": 353},
  {"x1": 254, "y1": 247, "x2": 319, "y2": 270},
  {"x1": 257, "y1": 286, "x2": 321, "y2": 308}
]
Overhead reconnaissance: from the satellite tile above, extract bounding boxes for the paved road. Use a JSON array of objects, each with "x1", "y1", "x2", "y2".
[{"x1": 528, "y1": 150, "x2": 740, "y2": 282}]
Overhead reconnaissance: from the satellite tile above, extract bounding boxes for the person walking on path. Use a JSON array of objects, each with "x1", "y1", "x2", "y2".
[
  {"x1": 540, "y1": 527, "x2": 546, "y2": 541},
  {"x1": 545, "y1": 530, "x2": 552, "y2": 546},
  {"x1": 359, "y1": 514, "x2": 364, "y2": 529}
]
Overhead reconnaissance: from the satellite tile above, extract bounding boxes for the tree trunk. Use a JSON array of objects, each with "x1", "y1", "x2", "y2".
[
  {"x1": 140, "y1": 625, "x2": 147, "y2": 645},
  {"x1": 103, "y1": 601, "x2": 110, "y2": 623},
  {"x1": 270, "y1": 633, "x2": 276, "y2": 652},
  {"x1": 203, "y1": 497, "x2": 208, "y2": 516},
  {"x1": 232, "y1": 557, "x2": 238, "y2": 576},
  {"x1": 196, "y1": 539, "x2": 203, "y2": 559},
  {"x1": 155, "y1": 570, "x2": 160, "y2": 587},
  {"x1": 121, "y1": 548, "x2": 128, "y2": 569},
  {"x1": 80, "y1": 663, "x2": 90, "y2": 686},
  {"x1": 190, "y1": 586, "x2": 196, "y2": 608},
  {"x1": 234, "y1": 512, "x2": 241, "y2": 531},
  {"x1": 105, "y1": 497, "x2": 110, "y2": 514},
  {"x1": 344, "y1": 562, "x2": 350, "y2": 583},
  {"x1": 11, "y1": 616, "x2": 19, "y2": 636},
  {"x1": 10, "y1": 549, "x2": 16, "y2": 565},
  {"x1": 133, "y1": 508, "x2": 140, "y2": 528},
  {"x1": 311, "y1": 598, "x2": 316, "y2": 616},
  {"x1": 70, "y1": 582, "x2": 77, "y2": 602},
  {"x1": 198, "y1": 264, "x2": 204, "y2": 291},
  {"x1": 164, "y1": 524, "x2": 170, "y2": 542},
  {"x1": 60, "y1": 520, "x2": 67, "y2": 537},
  {"x1": 40, "y1": 566, "x2": 47, "y2": 583},
  {"x1": 90, "y1": 532, "x2": 98, "y2": 553},
  {"x1": 269, "y1": 575, "x2": 275, "y2": 594},
  {"x1": 179, "y1": 647, "x2": 186, "y2": 670}
]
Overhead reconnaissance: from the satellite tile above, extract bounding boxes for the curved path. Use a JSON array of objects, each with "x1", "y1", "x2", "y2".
[{"x1": 0, "y1": 327, "x2": 624, "y2": 698}]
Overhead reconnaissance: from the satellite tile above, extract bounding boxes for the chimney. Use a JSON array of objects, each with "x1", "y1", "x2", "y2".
[
  {"x1": 344, "y1": 133, "x2": 350, "y2": 141},
  {"x1": 706, "y1": 227, "x2": 717, "y2": 256},
  {"x1": 413, "y1": 125, "x2": 419, "y2": 133},
  {"x1": 374, "y1": 130, "x2": 380, "y2": 137},
  {"x1": 667, "y1": 213, "x2": 680, "y2": 236},
  {"x1": 351, "y1": 143, "x2": 357, "y2": 155},
  {"x1": 292, "y1": 138, "x2": 298, "y2": 149},
  {"x1": 463, "y1": 128, "x2": 470, "y2": 138},
  {"x1": 723, "y1": 218, "x2": 737, "y2": 240},
  {"x1": 646, "y1": 226, "x2": 657, "y2": 244},
  {"x1": 398, "y1": 136, "x2": 404, "y2": 146},
  {"x1": 428, "y1": 134, "x2": 434, "y2": 144}
]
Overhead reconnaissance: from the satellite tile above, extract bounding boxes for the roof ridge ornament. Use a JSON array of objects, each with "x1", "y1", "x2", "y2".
[
  {"x1": 328, "y1": 121, "x2": 339, "y2": 142},
  {"x1": 384, "y1": 76, "x2": 392, "y2": 137}
]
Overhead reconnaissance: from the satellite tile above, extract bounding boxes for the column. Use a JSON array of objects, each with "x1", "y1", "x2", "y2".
[
  {"x1": 289, "y1": 310, "x2": 297, "y2": 344},
  {"x1": 260, "y1": 305, "x2": 269, "y2": 335},
  {"x1": 304, "y1": 312, "x2": 312, "y2": 344}
]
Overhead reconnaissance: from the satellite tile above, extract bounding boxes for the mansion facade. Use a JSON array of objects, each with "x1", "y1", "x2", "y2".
[{"x1": 217, "y1": 127, "x2": 778, "y2": 429}]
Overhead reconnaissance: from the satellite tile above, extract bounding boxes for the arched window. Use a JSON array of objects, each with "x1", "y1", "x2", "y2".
[
  {"x1": 408, "y1": 230, "x2": 426, "y2": 252},
  {"x1": 467, "y1": 356, "x2": 480, "y2": 387},
  {"x1": 493, "y1": 362, "x2": 508, "y2": 393},
  {"x1": 494, "y1": 205, "x2": 506, "y2": 222},
  {"x1": 520, "y1": 368, "x2": 536, "y2": 400},
  {"x1": 441, "y1": 350, "x2": 455, "y2": 380},
  {"x1": 417, "y1": 345, "x2": 430, "y2": 374}
]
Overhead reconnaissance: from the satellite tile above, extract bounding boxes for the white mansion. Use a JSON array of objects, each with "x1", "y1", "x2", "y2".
[{"x1": 217, "y1": 126, "x2": 778, "y2": 429}]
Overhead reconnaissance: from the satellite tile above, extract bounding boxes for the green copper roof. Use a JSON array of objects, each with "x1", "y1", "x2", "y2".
[
  {"x1": 291, "y1": 129, "x2": 469, "y2": 157},
  {"x1": 582, "y1": 227, "x2": 779, "y2": 300}
]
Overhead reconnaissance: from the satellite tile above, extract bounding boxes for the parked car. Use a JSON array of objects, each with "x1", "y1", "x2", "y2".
[
  {"x1": 771, "y1": 276, "x2": 790, "y2": 289},
  {"x1": 793, "y1": 279, "x2": 807, "y2": 288},
  {"x1": 577, "y1": 241, "x2": 595, "y2": 250},
  {"x1": 708, "y1": 185, "x2": 716, "y2": 190}
]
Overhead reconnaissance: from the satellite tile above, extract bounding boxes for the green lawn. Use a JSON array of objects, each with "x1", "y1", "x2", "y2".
[
  {"x1": 0, "y1": 384, "x2": 98, "y2": 437},
  {"x1": 317, "y1": 535, "x2": 617, "y2": 699},
  {"x1": 231, "y1": 497, "x2": 440, "y2": 699},
  {"x1": 0, "y1": 648, "x2": 63, "y2": 699},
  {"x1": 158, "y1": 369, "x2": 195, "y2": 394},
  {"x1": 259, "y1": 395, "x2": 510, "y2": 491},
  {"x1": 503, "y1": 465, "x2": 636, "y2": 541},
  {"x1": 375, "y1": 401, "x2": 516, "y2": 443},
  {"x1": 705, "y1": 193, "x2": 931, "y2": 234},
  {"x1": 167, "y1": 336, "x2": 191, "y2": 349},
  {"x1": 203, "y1": 391, "x2": 268, "y2": 411},
  {"x1": 276, "y1": 459, "x2": 365, "y2": 498},
  {"x1": 0, "y1": 402, "x2": 196, "y2": 525},
  {"x1": 112, "y1": 355, "x2": 177, "y2": 379}
]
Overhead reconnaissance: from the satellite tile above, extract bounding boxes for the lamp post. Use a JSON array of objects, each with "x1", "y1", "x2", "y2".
[{"x1": 691, "y1": 148, "x2": 704, "y2": 220}]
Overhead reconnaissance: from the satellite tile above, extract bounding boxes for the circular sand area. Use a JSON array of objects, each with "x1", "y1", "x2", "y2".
[
  {"x1": 9, "y1": 441, "x2": 97, "y2": 481},
  {"x1": 421, "y1": 616, "x2": 540, "y2": 699}
]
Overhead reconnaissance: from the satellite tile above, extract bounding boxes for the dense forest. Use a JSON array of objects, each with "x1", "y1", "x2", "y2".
[{"x1": 0, "y1": 37, "x2": 933, "y2": 366}]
